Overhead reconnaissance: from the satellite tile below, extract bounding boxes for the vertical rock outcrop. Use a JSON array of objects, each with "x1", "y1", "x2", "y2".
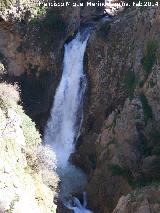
[
  {"x1": 0, "y1": 82, "x2": 59, "y2": 212},
  {"x1": 72, "y1": 6, "x2": 160, "y2": 213}
]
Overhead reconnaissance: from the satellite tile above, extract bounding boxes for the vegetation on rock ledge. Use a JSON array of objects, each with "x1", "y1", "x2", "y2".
[{"x1": 0, "y1": 82, "x2": 59, "y2": 212}]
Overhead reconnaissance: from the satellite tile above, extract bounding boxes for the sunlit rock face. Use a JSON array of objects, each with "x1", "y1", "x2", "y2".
[
  {"x1": 0, "y1": 0, "x2": 106, "y2": 132},
  {"x1": 0, "y1": 84, "x2": 58, "y2": 213},
  {"x1": 1, "y1": 2, "x2": 160, "y2": 213},
  {"x1": 113, "y1": 186, "x2": 160, "y2": 213},
  {"x1": 72, "y1": 6, "x2": 160, "y2": 213}
]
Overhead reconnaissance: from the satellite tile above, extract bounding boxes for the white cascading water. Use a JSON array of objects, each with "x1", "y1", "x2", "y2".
[{"x1": 44, "y1": 29, "x2": 93, "y2": 213}]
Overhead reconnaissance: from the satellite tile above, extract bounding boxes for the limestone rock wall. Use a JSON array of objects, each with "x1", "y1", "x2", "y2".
[
  {"x1": 0, "y1": 0, "x2": 106, "y2": 131},
  {"x1": 1, "y1": 2, "x2": 160, "y2": 213},
  {"x1": 0, "y1": 82, "x2": 59, "y2": 213},
  {"x1": 72, "y1": 6, "x2": 160, "y2": 213}
]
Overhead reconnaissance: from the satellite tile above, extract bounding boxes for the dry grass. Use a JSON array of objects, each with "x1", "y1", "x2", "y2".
[
  {"x1": 26, "y1": 144, "x2": 59, "y2": 190},
  {"x1": 0, "y1": 0, "x2": 14, "y2": 10},
  {"x1": 26, "y1": 144, "x2": 57, "y2": 171},
  {"x1": 0, "y1": 83, "x2": 20, "y2": 110}
]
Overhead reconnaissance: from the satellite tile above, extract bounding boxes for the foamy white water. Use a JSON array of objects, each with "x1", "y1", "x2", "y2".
[
  {"x1": 67, "y1": 193, "x2": 93, "y2": 213},
  {"x1": 44, "y1": 30, "x2": 93, "y2": 212},
  {"x1": 44, "y1": 31, "x2": 89, "y2": 168}
]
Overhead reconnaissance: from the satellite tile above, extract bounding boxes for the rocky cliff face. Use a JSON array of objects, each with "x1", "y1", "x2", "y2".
[
  {"x1": 0, "y1": 0, "x2": 106, "y2": 132},
  {"x1": 0, "y1": 81, "x2": 59, "y2": 212},
  {"x1": 0, "y1": 0, "x2": 81, "y2": 131},
  {"x1": 71, "y1": 6, "x2": 160, "y2": 213},
  {"x1": 1, "y1": 1, "x2": 160, "y2": 213},
  {"x1": 113, "y1": 185, "x2": 160, "y2": 213},
  {"x1": 0, "y1": 1, "x2": 105, "y2": 212}
]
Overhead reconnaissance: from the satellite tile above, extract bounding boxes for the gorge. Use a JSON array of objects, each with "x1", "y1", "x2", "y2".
[{"x1": 0, "y1": 1, "x2": 160, "y2": 213}]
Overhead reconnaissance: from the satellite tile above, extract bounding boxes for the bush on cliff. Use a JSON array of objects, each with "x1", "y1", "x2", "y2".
[
  {"x1": 141, "y1": 40, "x2": 158, "y2": 79},
  {"x1": 140, "y1": 94, "x2": 153, "y2": 124},
  {"x1": 108, "y1": 164, "x2": 134, "y2": 185},
  {"x1": 124, "y1": 69, "x2": 135, "y2": 99},
  {"x1": 29, "y1": 9, "x2": 66, "y2": 52},
  {"x1": 0, "y1": 0, "x2": 13, "y2": 9},
  {"x1": 44, "y1": 10, "x2": 65, "y2": 32},
  {"x1": 26, "y1": 144, "x2": 59, "y2": 190},
  {"x1": 16, "y1": 105, "x2": 41, "y2": 146},
  {"x1": 0, "y1": 83, "x2": 20, "y2": 111},
  {"x1": 97, "y1": 22, "x2": 111, "y2": 41},
  {"x1": 30, "y1": 9, "x2": 65, "y2": 33},
  {"x1": 0, "y1": 82, "x2": 59, "y2": 198}
]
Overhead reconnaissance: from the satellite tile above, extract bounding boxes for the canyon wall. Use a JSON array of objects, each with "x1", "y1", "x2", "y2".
[
  {"x1": 0, "y1": 0, "x2": 105, "y2": 131},
  {"x1": 72, "y1": 6, "x2": 160, "y2": 213},
  {"x1": 0, "y1": 81, "x2": 59, "y2": 212},
  {"x1": 1, "y1": 1, "x2": 160, "y2": 213}
]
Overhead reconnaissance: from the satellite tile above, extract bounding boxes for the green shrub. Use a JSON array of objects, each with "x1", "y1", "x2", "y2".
[
  {"x1": 152, "y1": 147, "x2": 160, "y2": 156},
  {"x1": 108, "y1": 138, "x2": 117, "y2": 146},
  {"x1": 51, "y1": 207, "x2": 57, "y2": 213},
  {"x1": 26, "y1": 145, "x2": 56, "y2": 172},
  {"x1": 6, "y1": 195, "x2": 19, "y2": 213},
  {"x1": 151, "y1": 129, "x2": 160, "y2": 144},
  {"x1": 150, "y1": 130, "x2": 160, "y2": 156},
  {"x1": 97, "y1": 23, "x2": 111, "y2": 41},
  {"x1": 109, "y1": 164, "x2": 126, "y2": 175},
  {"x1": 106, "y1": 197, "x2": 115, "y2": 210},
  {"x1": 108, "y1": 164, "x2": 134, "y2": 185},
  {"x1": 124, "y1": 69, "x2": 135, "y2": 98},
  {"x1": 0, "y1": 83, "x2": 20, "y2": 111},
  {"x1": 149, "y1": 79, "x2": 156, "y2": 88},
  {"x1": 139, "y1": 136, "x2": 151, "y2": 157},
  {"x1": 26, "y1": 144, "x2": 59, "y2": 190},
  {"x1": 30, "y1": 10, "x2": 65, "y2": 33},
  {"x1": 140, "y1": 94, "x2": 153, "y2": 124},
  {"x1": 141, "y1": 40, "x2": 158, "y2": 79},
  {"x1": 29, "y1": 9, "x2": 65, "y2": 52},
  {"x1": 16, "y1": 106, "x2": 41, "y2": 145},
  {"x1": 44, "y1": 10, "x2": 65, "y2": 32},
  {"x1": 0, "y1": 52, "x2": 5, "y2": 61},
  {"x1": 139, "y1": 129, "x2": 160, "y2": 157},
  {"x1": 0, "y1": 0, "x2": 13, "y2": 10},
  {"x1": 32, "y1": 4, "x2": 46, "y2": 17}
]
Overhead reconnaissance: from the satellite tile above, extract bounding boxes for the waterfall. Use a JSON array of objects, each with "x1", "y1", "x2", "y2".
[
  {"x1": 44, "y1": 29, "x2": 93, "y2": 212},
  {"x1": 67, "y1": 192, "x2": 93, "y2": 213}
]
